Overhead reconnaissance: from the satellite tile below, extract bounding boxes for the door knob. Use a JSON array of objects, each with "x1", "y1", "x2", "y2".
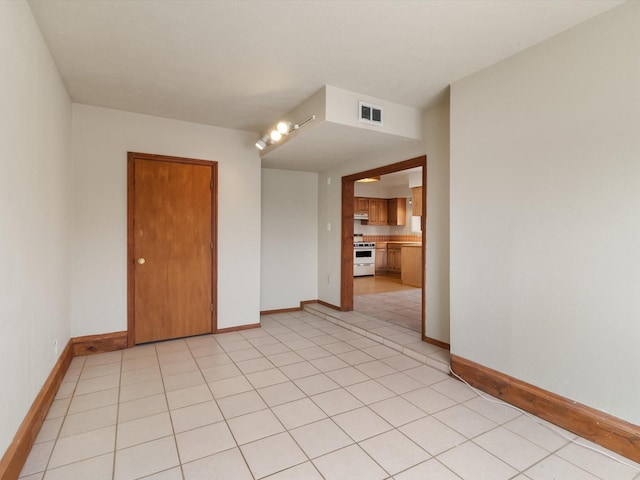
[{"x1": 137, "y1": 257, "x2": 146, "y2": 265}]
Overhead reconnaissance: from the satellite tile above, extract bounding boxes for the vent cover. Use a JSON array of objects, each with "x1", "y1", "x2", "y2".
[{"x1": 359, "y1": 101, "x2": 383, "y2": 126}]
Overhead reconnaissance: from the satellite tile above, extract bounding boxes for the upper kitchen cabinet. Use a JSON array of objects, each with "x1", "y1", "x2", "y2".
[
  {"x1": 387, "y1": 198, "x2": 406, "y2": 226},
  {"x1": 366, "y1": 198, "x2": 388, "y2": 226},
  {"x1": 411, "y1": 187, "x2": 423, "y2": 216},
  {"x1": 357, "y1": 196, "x2": 407, "y2": 226},
  {"x1": 355, "y1": 197, "x2": 369, "y2": 215}
]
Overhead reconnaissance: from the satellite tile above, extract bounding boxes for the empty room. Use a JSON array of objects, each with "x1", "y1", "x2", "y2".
[{"x1": 1, "y1": 1, "x2": 639, "y2": 479}]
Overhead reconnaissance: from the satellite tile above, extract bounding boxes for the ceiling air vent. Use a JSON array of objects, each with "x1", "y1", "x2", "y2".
[{"x1": 359, "y1": 101, "x2": 383, "y2": 126}]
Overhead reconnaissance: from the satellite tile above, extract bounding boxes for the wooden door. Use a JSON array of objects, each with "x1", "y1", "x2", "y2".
[{"x1": 128, "y1": 152, "x2": 216, "y2": 345}]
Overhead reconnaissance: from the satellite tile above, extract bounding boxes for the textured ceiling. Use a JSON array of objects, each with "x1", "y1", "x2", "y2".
[{"x1": 28, "y1": 0, "x2": 623, "y2": 170}]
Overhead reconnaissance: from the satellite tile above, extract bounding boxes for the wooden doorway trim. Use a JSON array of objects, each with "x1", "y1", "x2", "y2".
[
  {"x1": 341, "y1": 155, "x2": 427, "y2": 338},
  {"x1": 127, "y1": 152, "x2": 218, "y2": 347}
]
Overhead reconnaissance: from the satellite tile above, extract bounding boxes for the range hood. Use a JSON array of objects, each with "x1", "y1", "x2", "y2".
[{"x1": 354, "y1": 212, "x2": 369, "y2": 220}]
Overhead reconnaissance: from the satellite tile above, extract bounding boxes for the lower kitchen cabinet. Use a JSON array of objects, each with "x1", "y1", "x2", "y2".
[
  {"x1": 387, "y1": 245, "x2": 401, "y2": 273},
  {"x1": 375, "y1": 244, "x2": 387, "y2": 273},
  {"x1": 400, "y1": 245, "x2": 422, "y2": 287}
]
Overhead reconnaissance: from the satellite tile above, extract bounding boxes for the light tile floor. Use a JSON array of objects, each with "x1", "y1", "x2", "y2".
[
  {"x1": 354, "y1": 288, "x2": 422, "y2": 332},
  {"x1": 20, "y1": 311, "x2": 640, "y2": 480},
  {"x1": 303, "y1": 303, "x2": 450, "y2": 373}
]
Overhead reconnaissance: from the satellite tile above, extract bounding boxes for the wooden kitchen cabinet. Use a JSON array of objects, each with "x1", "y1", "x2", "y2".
[
  {"x1": 401, "y1": 245, "x2": 422, "y2": 287},
  {"x1": 387, "y1": 198, "x2": 406, "y2": 226},
  {"x1": 374, "y1": 198, "x2": 388, "y2": 225},
  {"x1": 356, "y1": 196, "x2": 407, "y2": 226},
  {"x1": 411, "y1": 187, "x2": 423, "y2": 216},
  {"x1": 355, "y1": 197, "x2": 369, "y2": 215},
  {"x1": 364, "y1": 198, "x2": 388, "y2": 226},
  {"x1": 367, "y1": 199, "x2": 379, "y2": 224},
  {"x1": 375, "y1": 243, "x2": 387, "y2": 273},
  {"x1": 387, "y1": 245, "x2": 401, "y2": 273}
]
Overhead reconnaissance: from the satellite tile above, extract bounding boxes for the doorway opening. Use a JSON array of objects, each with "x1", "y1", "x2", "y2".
[{"x1": 341, "y1": 156, "x2": 427, "y2": 340}]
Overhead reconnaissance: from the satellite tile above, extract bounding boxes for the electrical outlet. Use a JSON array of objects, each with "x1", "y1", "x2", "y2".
[{"x1": 54, "y1": 339, "x2": 58, "y2": 355}]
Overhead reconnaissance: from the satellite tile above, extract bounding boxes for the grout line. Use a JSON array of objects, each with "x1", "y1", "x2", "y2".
[
  {"x1": 186, "y1": 338, "x2": 256, "y2": 480},
  {"x1": 303, "y1": 304, "x2": 450, "y2": 372},
  {"x1": 111, "y1": 350, "x2": 125, "y2": 480},
  {"x1": 36, "y1": 312, "x2": 636, "y2": 480}
]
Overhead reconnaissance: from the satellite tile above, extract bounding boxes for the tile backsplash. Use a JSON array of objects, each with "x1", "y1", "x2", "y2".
[{"x1": 363, "y1": 234, "x2": 422, "y2": 243}]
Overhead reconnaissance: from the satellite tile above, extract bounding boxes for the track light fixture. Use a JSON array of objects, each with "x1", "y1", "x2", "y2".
[
  {"x1": 270, "y1": 130, "x2": 282, "y2": 142},
  {"x1": 255, "y1": 115, "x2": 316, "y2": 150},
  {"x1": 255, "y1": 134, "x2": 269, "y2": 151},
  {"x1": 276, "y1": 121, "x2": 291, "y2": 135}
]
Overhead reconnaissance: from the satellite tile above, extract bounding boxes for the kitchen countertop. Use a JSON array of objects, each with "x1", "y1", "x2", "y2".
[
  {"x1": 374, "y1": 241, "x2": 422, "y2": 248},
  {"x1": 386, "y1": 242, "x2": 422, "y2": 246}
]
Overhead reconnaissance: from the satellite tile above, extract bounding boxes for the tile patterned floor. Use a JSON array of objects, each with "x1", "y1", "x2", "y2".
[
  {"x1": 303, "y1": 303, "x2": 449, "y2": 373},
  {"x1": 354, "y1": 288, "x2": 422, "y2": 333},
  {"x1": 20, "y1": 311, "x2": 640, "y2": 480}
]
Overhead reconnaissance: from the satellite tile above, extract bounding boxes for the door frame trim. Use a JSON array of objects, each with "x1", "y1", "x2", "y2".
[
  {"x1": 127, "y1": 152, "x2": 218, "y2": 347},
  {"x1": 341, "y1": 155, "x2": 427, "y2": 338}
]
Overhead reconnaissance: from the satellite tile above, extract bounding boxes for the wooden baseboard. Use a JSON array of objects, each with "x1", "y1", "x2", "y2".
[
  {"x1": 287, "y1": 299, "x2": 340, "y2": 312},
  {"x1": 317, "y1": 300, "x2": 341, "y2": 311},
  {"x1": 261, "y1": 307, "x2": 301, "y2": 315},
  {"x1": 72, "y1": 331, "x2": 128, "y2": 356},
  {"x1": 451, "y1": 355, "x2": 640, "y2": 463},
  {"x1": 299, "y1": 300, "x2": 319, "y2": 308},
  {"x1": 0, "y1": 340, "x2": 73, "y2": 480},
  {"x1": 215, "y1": 323, "x2": 260, "y2": 334},
  {"x1": 1, "y1": 331, "x2": 126, "y2": 479},
  {"x1": 422, "y1": 335, "x2": 450, "y2": 350},
  {"x1": 260, "y1": 299, "x2": 321, "y2": 316}
]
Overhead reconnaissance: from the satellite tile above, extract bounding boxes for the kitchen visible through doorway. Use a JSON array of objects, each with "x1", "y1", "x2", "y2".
[{"x1": 341, "y1": 156, "x2": 426, "y2": 339}]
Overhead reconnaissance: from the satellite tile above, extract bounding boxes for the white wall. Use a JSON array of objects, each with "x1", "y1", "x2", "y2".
[
  {"x1": 71, "y1": 105, "x2": 261, "y2": 334},
  {"x1": 0, "y1": 1, "x2": 72, "y2": 454},
  {"x1": 424, "y1": 99, "x2": 451, "y2": 343},
  {"x1": 261, "y1": 168, "x2": 318, "y2": 310},
  {"x1": 450, "y1": 2, "x2": 640, "y2": 424},
  {"x1": 325, "y1": 85, "x2": 422, "y2": 140}
]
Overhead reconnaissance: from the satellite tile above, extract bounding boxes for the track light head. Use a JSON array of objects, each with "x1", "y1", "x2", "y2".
[
  {"x1": 270, "y1": 130, "x2": 282, "y2": 142},
  {"x1": 255, "y1": 135, "x2": 269, "y2": 150},
  {"x1": 276, "y1": 121, "x2": 291, "y2": 135}
]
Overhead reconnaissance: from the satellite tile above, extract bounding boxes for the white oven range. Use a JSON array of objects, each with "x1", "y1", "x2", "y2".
[{"x1": 353, "y1": 242, "x2": 376, "y2": 277}]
